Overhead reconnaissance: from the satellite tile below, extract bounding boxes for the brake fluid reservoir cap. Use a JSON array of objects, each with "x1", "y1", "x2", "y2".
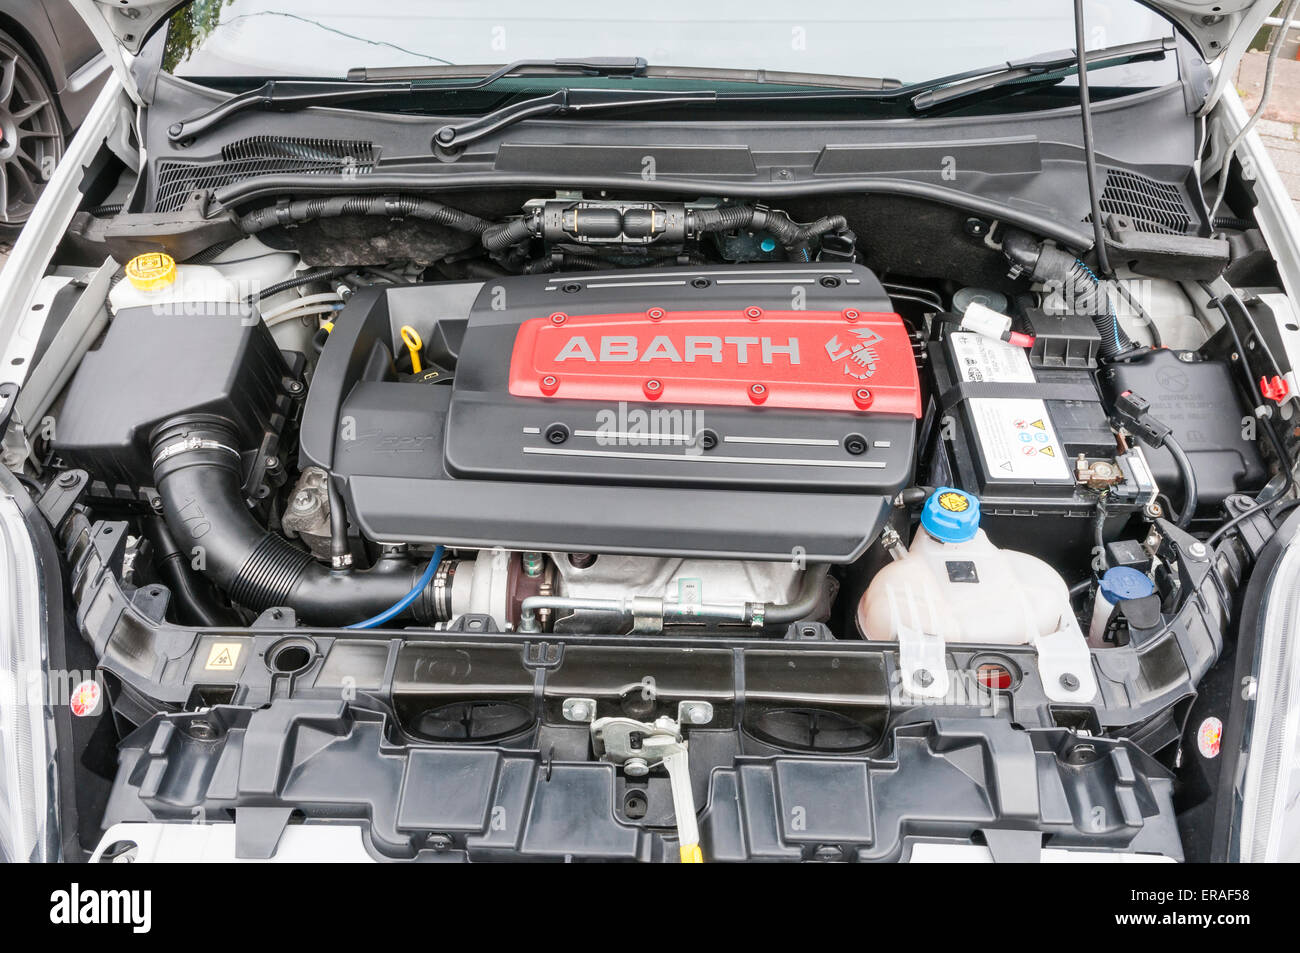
[
  {"x1": 921, "y1": 487, "x2": 980, "y2": 544},
  {"x1": 125, "y1": 252, "x2": 177, "y2": 291},
  {"x1": 1100, "y1": 566, "x2": 1155, "y2": 603}
]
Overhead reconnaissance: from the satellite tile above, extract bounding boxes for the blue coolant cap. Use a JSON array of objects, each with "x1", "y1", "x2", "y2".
[
  {"x1": 1100, "y1": 566, "x2": 1155, "y2": 603},
  {"x1": 921, "y1": 487, "x2": 981, "y2": 544}
]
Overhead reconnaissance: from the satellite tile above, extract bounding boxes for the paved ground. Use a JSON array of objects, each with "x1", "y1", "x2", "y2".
[
  {"x1": 0, "y1": 51, "x2": 1294, "y2": 276},
  {"x1": 1237, "y1": 48, "x2": 1300, "y2": 217}
]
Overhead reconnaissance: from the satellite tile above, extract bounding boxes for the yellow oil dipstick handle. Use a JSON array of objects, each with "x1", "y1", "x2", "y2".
[
  {"x1": 400, "y1": 325, "x2": 423, "y2": 374},
  {"x1": 662, "y1": 747, "x2": 703, "y2": 863}
]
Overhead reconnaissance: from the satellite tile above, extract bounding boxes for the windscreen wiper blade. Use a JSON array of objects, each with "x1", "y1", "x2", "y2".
[
  {"x1": 909, "y1": 37, "x2": 1174, "y2": 111},
  {"x1": 168, "y1": 79, "x2": 415, "y2": 142},
  {"x1": 346, "y1": 56, "x2": 649, "y2": 85},
  {"x1": 433, "y1": 87, "x2": 719, "y2": 150},
  {"x1": 170, "y1": 58, "x2": 653, "y2": 143}
]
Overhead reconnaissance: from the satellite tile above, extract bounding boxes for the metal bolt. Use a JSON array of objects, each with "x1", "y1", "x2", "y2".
[
  {"x1": 1189, "y1": 542, "x2": 1208, "y2": 560},
  {"x1": 56, "y1": 471, "x2": 79, "y2": 488},
  {"x1": 265, "y1": 456, "x2": 279, "y2": 470},
  {"x1": 562, "y1": 697, "x2": 596, "y2": 722},
  {"x1": 286, "y1": 380, "x2": 305, "y2": 396},
  {"x1": 1060, "y1": 673, "x2": 1080, "y2": 691},
  {"x1": 624, "y1": 757, "x2": 650, "y2": 778},
  {"x1": 914, "y1": 669, "x2": 934, "y2": 688},
  {"x1": 678, "y1": 701, "x2": 714, "y2": 725}
]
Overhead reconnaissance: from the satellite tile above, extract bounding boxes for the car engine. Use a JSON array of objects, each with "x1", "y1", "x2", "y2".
[{"x1": 13, "y1": 181, "x2": 1295, "y2": 862}]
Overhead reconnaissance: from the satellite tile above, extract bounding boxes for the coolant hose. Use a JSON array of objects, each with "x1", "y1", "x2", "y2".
[
  {"x1": 150, "y1": 421, "x2": 431, "y2": 626},
  {"x1": 755, "y1": 565, "x2": 831, "y2": 626}
]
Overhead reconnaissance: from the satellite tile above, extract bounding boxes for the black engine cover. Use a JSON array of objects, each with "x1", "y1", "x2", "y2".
[{"x1": 302, "y1": 263, "x2": 919, "y2": 560}]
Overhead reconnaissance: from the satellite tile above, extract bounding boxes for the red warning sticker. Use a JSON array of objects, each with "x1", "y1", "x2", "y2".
[
  {"x1": 70, "y1": 679, "x2": 101, "y2": 718},
  {"x1": 1198, "y1": 716, "x2": 1223, "y2": 759}
]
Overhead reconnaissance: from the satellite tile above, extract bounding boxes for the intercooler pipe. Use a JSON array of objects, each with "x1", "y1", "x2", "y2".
[
  {"x1": 1001, "y1": 230, "x2": 1134, "y2": 359},
  {"x1": 150, "y1": 420, "x2": 433, "y2": 627},
  {"x1": 517, "y1": 565, "x2": 829, "y2": 633}
]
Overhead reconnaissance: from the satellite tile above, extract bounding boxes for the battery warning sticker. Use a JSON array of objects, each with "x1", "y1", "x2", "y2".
[
  {"x1": 968, "y1": 397, "x2": 1070, "y2": 481},
  {"x1": 948, "y1": 332, "x2": 1034, "y2": 384}
]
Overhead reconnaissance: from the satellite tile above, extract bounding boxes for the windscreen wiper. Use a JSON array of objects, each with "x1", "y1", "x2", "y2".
[
  {"x1": 169, "y1": 58, "x2": 652, "y2": 143},
  {"x1": 432, "y1": 87, "x2": 719, "y2": 149},
  {"x1": 909, "y1": 37, "x2": 1174, "y2": 111},
  {"x1": 168, "y1": 79, "x2": 416, "y2": 142},
  {"x1": 346, "y1": 56, "x2": 648, "y2": 85}
]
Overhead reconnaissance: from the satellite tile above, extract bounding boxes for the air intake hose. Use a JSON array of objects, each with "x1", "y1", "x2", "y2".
[
  {"x1": 150, "y1": 419, "x2": 431, "y2": 626},
  {"x1": 1001, "y1": 230, "x2": 1133, "y2": 359}
]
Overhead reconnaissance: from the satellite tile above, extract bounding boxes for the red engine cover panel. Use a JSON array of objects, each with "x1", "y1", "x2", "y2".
[{"x1": 508, "y1": 308, "x2": 920, "y2": 416}]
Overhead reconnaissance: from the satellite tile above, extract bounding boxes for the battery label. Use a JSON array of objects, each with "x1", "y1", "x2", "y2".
[
  {"x1": 948, "y1": 332, "x2": 1034, "y2": 384},
  {"x1": 968, "y1": 397, "x2": 1070, "y2": 481}
]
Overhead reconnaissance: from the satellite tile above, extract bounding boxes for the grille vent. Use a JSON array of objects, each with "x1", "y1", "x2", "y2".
[
  {"x1": 1085, "y1": 168, "x2": 1193, "y2": 235},
  {"x1": 154, "y1": 136, "x2": 376, "y2": 212}
]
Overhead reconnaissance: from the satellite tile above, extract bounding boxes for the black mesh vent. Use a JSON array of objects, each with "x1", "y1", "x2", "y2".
[
  {"x1": 1088, "y1": 168, "x2": 1193, "y2": 235},
  {"x1": 153, "y1": 136, "x2": 376, "y2": 212}
]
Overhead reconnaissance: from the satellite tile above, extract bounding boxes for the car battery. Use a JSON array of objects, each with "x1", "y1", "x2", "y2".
[{"x1": 924, "y1": 310, "x2": 1156, "y2": 568}]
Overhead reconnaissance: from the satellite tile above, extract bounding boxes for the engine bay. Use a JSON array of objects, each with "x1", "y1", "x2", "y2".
[{"x1": 8, "y1": 172, "x2": 1299, "y2": 861}]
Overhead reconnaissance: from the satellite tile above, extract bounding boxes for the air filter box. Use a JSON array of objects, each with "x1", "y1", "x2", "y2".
[{"x1": 53, "y1": 304, "x2": 298, "y2": 490}]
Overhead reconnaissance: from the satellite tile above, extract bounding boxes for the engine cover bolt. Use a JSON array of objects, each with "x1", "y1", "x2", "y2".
[
  {"x1": 843, "y1": 308, "x2": 860, "y2": 322},
  {"x1": 744, "y1": 306, "x2": 763, "y2": 320},
  {"x1": 643, "y1": 379, "x2": 663, "y2": 399},
  {"x1": 647, "y1": 307, "x2": 665, "y2": 321},
  {"x1": 549, "y1": 312, "x2": 567, "y2": 326},
  {"x1": 540, "y1": 375, "x2": 560, "y2": 396},
  {"x1": 748, "y1": 383, "x2": 768, "y2": 404},
  {"x1": 852, "y1": 387, "x2": 873, "y2": 409}
]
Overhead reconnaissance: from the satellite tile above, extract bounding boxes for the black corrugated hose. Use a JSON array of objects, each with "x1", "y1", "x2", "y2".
[{"x1": 238, "y1": 194, "x2": 492, "y2": 236}]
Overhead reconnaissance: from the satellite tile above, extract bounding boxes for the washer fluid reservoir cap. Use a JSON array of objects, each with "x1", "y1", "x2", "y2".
[
  {"x1": 125, "y1": 252, "x2": 177, "y2": 291},
  {"x1": 921, "y1": 487, "x2": 981, "y2": 544},
  {"x1": 1099, "y1": 566, "x2": 1155, "y2": 603}
]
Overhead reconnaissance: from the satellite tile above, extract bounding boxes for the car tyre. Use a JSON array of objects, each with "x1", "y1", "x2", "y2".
[{"x1": 0, "y1": 30, "x2": 65, "y2": 239}]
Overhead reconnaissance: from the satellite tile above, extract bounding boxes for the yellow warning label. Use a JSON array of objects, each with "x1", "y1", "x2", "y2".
[
  {"x1": 205, "y1": 642, "x2": 241, "y2": 671},
  {"x1": 1031, "y1": 419, "x2": 1046, "y2": 430},
  {"x1": 1040, "y1": 445, "x2": 1056, "y2": 458},
  {"x1": 937, "y1": 491, "x2": 970, "y2": 513}
]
